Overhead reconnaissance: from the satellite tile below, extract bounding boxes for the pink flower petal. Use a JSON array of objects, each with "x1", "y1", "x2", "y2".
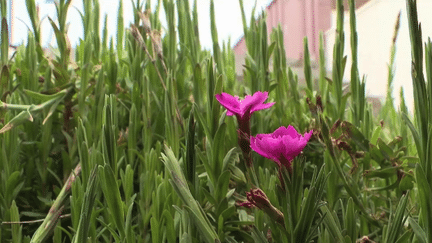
[
  {"x1": 281, "y1": 130, "x2": 313, "y2": 161},
  {"x1": 250, "y1": 102, "x2": 276, "y2": 114},
  {"x1": 215, "y1": 93, "x2": 241, "y2": 116},
  {"x1": 286, "y1": 125, "x2": 301, "y2": 138},
  {"x1": 281, "y1": 137, "x2": 304, "y2": 161},
  {"x1": 241, "y1": 91, "x2": 269, "y2": 112},
  {"x1": 226, "y1": 110, "x2": 235, "y2": 116},
  {"x1": 216, "y1": 91, "x2": 274, "y2": 118},
  {"x1": 255, "y1": 133, "x2": 273, "y2": 140},
  {"x1": 250, "y1": 135, "x2": 282, "y2": 163},
  {"x1": 251, "y1": 126, "x2": 313, "y2": 168},
  {"x1": 302, "y1": 130, "x2": 313, "y2": 142},
  {"x1": 272, "y1": 126, "x2": 290, "y2": 138}
]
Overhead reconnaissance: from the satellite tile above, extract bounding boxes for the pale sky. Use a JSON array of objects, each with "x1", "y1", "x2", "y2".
[{"x1": 10, "y1": 0, "x2": 271, "y2": 49}]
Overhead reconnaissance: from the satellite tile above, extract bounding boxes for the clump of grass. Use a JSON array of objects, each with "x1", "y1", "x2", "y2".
[{"x1": 0, "y1": 0, "x2": 427, "y2": 242}]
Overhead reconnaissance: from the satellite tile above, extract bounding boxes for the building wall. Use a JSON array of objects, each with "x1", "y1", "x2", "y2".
[
  {"x1": 325, "y1": 0, "x2": 432, "y2": 111},
  {"x1": 233, "y1": 0, "x2": 332, "y2": 75},
  {"x1": 233, "y1": 30, "x2": 247, "y2": 76},
  {"x1": 266, "y1": 0, "x2": 333, "y2": 59}
]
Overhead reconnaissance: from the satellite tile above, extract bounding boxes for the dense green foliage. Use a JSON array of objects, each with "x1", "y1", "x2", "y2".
[{"x1": 0, "y1": 0, "x2": 429, "y2": 242}]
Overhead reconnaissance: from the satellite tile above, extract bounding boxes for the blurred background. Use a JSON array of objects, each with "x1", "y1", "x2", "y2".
[{"x1": 5, "y1": 0, "x2": 432, "y2": 112}]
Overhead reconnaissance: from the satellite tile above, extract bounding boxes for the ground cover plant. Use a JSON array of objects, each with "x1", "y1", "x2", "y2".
[{"x1": 0, "y1": 0, "x2": 430, "y2": 242}]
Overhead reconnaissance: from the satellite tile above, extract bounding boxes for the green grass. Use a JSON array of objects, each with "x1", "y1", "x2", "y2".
[{"x1": 0, "y1": 0, "x2": 428, "y2": 242}]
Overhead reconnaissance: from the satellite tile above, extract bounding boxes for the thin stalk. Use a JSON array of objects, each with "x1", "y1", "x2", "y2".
[{"x1": 31, "y1": 164, "x2": 82, "y2": 243}]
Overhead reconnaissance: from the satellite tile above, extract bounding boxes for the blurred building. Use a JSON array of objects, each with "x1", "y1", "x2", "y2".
[
  {"x1": 326, "y1": 0, "x2": 432, "y2": 111},
  {"x1": 234, "y1": 0, "x2": 432, "y2": 112},
  {"x1": 233, "y1": 0, "x2": 370, "y2": 78}
]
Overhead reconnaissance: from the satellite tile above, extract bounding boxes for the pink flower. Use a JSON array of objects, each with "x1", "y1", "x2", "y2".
[
  {"x1": 215, "y1": 91, "x2": 275, "y2": 120},
  {"x1": 250, "y1": 126, "x2": 312, "y2": 169},
  {"x1": 215, "y1": 91, "x2": 275, "y2": 167}
]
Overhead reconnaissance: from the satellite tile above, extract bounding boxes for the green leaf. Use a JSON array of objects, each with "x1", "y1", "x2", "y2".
[
  {"x1": 0, "y1": 110, "x2": 32, "y2": 134},
  {"x1": 222, "y1": 147, "x2": 239, "y2": 173},
  {"x1": 220, "y1": 205, "x2": 236, "y2": 221},
  {"x1": 267, "y1": 41, "x2": 276, "y2": 64},
  {"x1": 399, "y1": 173, "x2": 414, "y2": 191},
  {"x1": 384, "y1": 192, "x2": 409, "y2": 243},
  {"x1": 415, "y1": 163, "x2": 432, "y2": 241},
  {"x1": 229, "y1": 164, "x2": 246, "y2": 184},
  {"x1": 42, "y1": 93, "x2": 67, "y2": 125},
  {"x1": 193, "y1": 64, "x2": 204, "y2": 106},
  {"x1": 150, "y1": 217, "x2": 160, "y2": 243},
  {"x1": 409, "y1": 217, "x2": 427, "y2": 243},
  {"x1": 370, "y1": 125, "x2": 382, "y2": 145},
  {"x1": 10, "y1": 200, "x2": 22, "y2": 243},
  {"x1": 201, "y1": 188, "x2": 216, "y2": 206},
  {"x1": 0, "y1": 64, "x2": 9, "y2": 94},
  {"x1": 73, "y1": 167, "x2": 99, "y2": 243},
  {"x1": 185, "y1": 107, "x2": 196, "y2": 189},
  {"x1": 363, "y1": 166, "x2": 401, "y2": 179},
  {"x1": 212, "y1": 122, "x2": 227, "y2": 175},
  {"x1": 395, "y1": 230, "x2": 413, "y2": 243},
  {"x1": 184, "y1": 205, "x2": 219, "y2": 243},
  {"x1": 344, "y1": 198, "x2": 356, "y2": 241},
  {"x1": 215, "y1": 170, "x2": 230, "y2": 202},
  {"x1": 123, "y1": 164, "x2": 134, "y2": 205},
  {"x1": 48, "y1": 17, "x2": 68, "y2": 62},
  {"x1": 1, "y1": 18, "x2": 8, "y2": 64},
  {"x1": 5, "y1": 171, "x2": 23, "y2": 203},
  {"x1": 342, "y1": 121, "x2": 369, "y2": 151},
  {"x1": 250, "y1": 226, "x2": 269, "y2": 243},
  {"x1": 98, "y1": 165, "x2": 125, "y2": 238},
  {"x1": 116, "y1": 0, "x2": 124, "y2": 58},
  {"x1": 194, "y1": 103, "x2": 211, "y2": 140},
  {"x1": 161, "y1": 145, "x2": 219, "y2": 242},
  {"x1": 321, "y1": 205, "x2": 345, "y2": 243},
  {"x1": 125, "y1": 195, "x2": 136, "y2": 243},
  {"x1": 377, "y1": 138, "x2": 394, "y2": 159},
  {"x1": 402, "y1": 113, "x2": 422, "y2": 163},
  {"x1": 163, "y1": 210, "x2": 176, "y2": 243}
]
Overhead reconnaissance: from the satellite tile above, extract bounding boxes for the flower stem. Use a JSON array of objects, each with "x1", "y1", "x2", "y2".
[{"x1": 246, "y1": 163, "x2": 259, "y2": 187}]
